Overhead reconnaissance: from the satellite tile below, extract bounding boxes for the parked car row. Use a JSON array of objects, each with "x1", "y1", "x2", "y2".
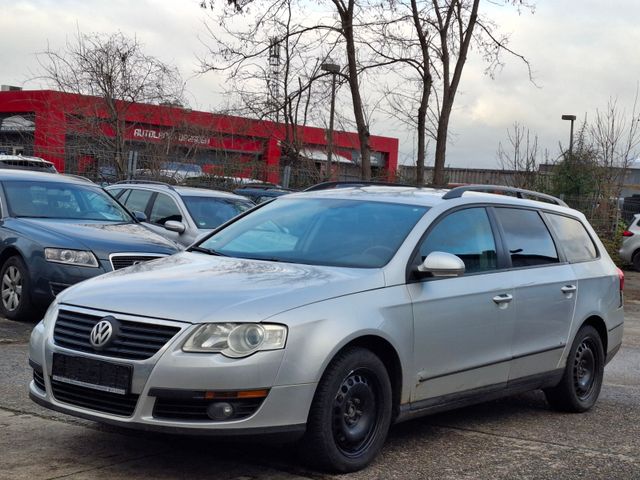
[
  {"x1": 0, "y1": 167, "x2": 262, "y2": 321},
  {"x1": 0, "y1": 170, "x2": 179, "y2": 321}
]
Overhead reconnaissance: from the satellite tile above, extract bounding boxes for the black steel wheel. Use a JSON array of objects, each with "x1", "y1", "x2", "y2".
[
  {"x1": 633, "y1": 251, "x2": 640, "y2": 271},
  {"x1": 0, "y1": 255, "x2": 36, "y2": 321},
  {"x1": 544, "y1": 325, "x2": 604, "y2": 412},
  {"x1": 303, "y1": 347, "x2": 392, "y2": 472}
]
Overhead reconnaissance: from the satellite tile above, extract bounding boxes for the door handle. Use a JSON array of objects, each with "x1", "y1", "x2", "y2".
[
  {"x1": 492, "y1": 293, "x2": 513, "y2": 305},
  {"x1": 561, "y1": 285, "x2": 577, "y2": 294}
]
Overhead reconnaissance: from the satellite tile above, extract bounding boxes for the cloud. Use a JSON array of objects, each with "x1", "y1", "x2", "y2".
[{"x1": 2, "y1": 0, "x2": 640, "y2": 170}]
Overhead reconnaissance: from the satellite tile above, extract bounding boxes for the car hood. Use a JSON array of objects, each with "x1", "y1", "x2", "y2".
[
  {"x1": 59, "y1": 252, "x2": 385, "y2": 323},
  {"x1": 10, "y1": 219, "x2": 178, "y2": 256}
]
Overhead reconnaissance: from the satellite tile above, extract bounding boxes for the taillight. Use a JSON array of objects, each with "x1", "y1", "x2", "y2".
[
  {"x1": 617, "y1": 267, "x2": 625, "y2": 291},
  {"x1": 617, "y1": 267, "x2": 625, "y2": 307},
  {"x1": 623, "y1": 230, "x2": 634, "y2": 237}
]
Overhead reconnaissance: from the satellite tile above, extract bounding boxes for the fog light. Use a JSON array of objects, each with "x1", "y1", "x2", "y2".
[{"x1": 207, "y1": 402, "x2": 235, "y2": 420}]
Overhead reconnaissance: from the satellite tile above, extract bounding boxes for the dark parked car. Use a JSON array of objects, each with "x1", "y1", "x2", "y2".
[
  {"x1": 0, "y1": 170, "x2": 179, "y2": 321},
  {"x1": 234, "y1": 184, "x2": 293, "y2": 203}
]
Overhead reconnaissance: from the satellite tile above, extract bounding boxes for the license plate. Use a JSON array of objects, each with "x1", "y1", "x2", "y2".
[{"x1": 52, "y1": 353, "x2": 132, "y2": 395}]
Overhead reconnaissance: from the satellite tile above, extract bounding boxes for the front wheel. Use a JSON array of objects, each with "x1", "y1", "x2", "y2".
[
  {"x1": 544, "y1": 325, "x2": 604, "y2": 412},
  {"x1": 302, "y1": 347, "x2": 392, "y2": 473}
]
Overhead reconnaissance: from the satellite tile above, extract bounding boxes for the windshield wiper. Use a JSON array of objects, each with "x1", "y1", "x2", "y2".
[{"x1": 190, "y1": 246, "x2": 229, "y2": 257}]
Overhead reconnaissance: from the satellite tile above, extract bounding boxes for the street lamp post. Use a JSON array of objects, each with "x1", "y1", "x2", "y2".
[
  {"x1": 321, "y1": 62, "x2": 340, "y2": 180},
  {"x1": 561, "y1": 114, "x2": 577, "y2": 157}
]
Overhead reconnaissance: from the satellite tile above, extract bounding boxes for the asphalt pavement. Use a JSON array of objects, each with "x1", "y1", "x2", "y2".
[{"x1": 1, "y1": 274, "x2": 639, "y2": 480}]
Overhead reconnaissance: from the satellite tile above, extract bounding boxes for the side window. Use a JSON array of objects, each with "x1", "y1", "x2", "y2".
[
  {"x1": 495, "y1": 208, "x2": 559, "y2": 268},
  {"x1": 546, "y1": 213, "x2": 598, "y2": 263},
  {"x1": 122, "y1": 189, "x2": 153, "y2": 214},
  {"x1": 107, "y1": 187, "x2": 125, "y2": 199},
  {"x1": 419, "y1": 207, "x2": 498, "y2": 274},
  {"x1": 149, "y1": 193, "x2": 182, "y2": 225}
]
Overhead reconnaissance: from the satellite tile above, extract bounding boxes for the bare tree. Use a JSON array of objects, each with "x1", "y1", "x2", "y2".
[
  {"x1": 201, "y1": 0, "x2": 333, "y2": 181},
  {"x1": 590, "y1": 97, "x2": 640, "y2": 202},
  {"x1": 368, "y1": 0, "x2": 533, "y2": 186},
  {"x1": 37, "y1": 31, "x2": 185, "y2": 178},
  {"x1": 429, "y1": 0, "x2": 534, "y2": 186},
  {"x1": 202, "y1": 0, "x2": 386, "y2": 180},
  {"x1": 497, "y1": 122, "x2": 540, "y2": 189}
]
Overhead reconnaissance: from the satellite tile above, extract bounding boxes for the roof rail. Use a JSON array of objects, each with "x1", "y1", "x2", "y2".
[
  {"x1": 303, "y1": 180, "x2": 412, "y2": 192},
  {"x1": 114, "y1": 179, "x2": 176, "y2": 191},
  {"x1": 442, "y1": 185, "x2": 568, "y2": 207}
]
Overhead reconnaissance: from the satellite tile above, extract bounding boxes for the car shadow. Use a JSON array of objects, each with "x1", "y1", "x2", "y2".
[{"x1": 86, "y1": 391, "x2": 554, "y2": 478}]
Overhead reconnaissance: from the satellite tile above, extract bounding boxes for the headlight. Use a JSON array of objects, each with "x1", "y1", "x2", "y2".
[
  {"x1": 45, "y1": 248, "x2": 99, "y2": 267},
  {"x1": 42, "y1": 300, "x2": 59, "y2": 328},
  {"x1": 182, "y1": 323, "x2": 287, "y2": 357}
]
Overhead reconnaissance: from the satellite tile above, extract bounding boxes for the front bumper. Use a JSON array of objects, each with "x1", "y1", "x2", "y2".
[
  {"x1": 30, "y1": 260, "x2": 108, "y2": 306},
  {"x1": 28, "y1": 306, "x2": 315, "y2": 438}
]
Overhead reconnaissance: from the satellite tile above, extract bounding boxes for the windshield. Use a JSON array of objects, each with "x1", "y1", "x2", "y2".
[
  {"x1": 197, "y1": 197, "x2": 428, "y2": 268},
  {"x1": 3, "y1": 180, "x2": 133, "y2": 222},
  {"x1": 182, "y1": 196, "x2": 253, "y2": 229}
]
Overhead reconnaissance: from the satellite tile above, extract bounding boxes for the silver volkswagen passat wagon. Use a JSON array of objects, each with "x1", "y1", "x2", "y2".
[{"x1": 29, "y1": 185, "x2": 624, "y2": 472}]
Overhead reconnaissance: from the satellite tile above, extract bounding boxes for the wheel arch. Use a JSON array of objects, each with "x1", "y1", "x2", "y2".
[
  {"x1": 322, "y1": 335, "x2": 403, "y2": 421},
  {"x1": 0, "y1": 246, "x2": 25, "y2": 269},
  {"x1": 581, "y1": 315, "x2": 608, "y2": 354}
]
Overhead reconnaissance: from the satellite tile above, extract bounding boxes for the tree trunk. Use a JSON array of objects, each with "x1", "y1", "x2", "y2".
[
  {"x1": 432, "y1": 0, "x2": 479, "y2": 188},
  {"x1": 411, "y1": 0, "x2": 431, "y2": 187},
  {"x1": 416, "y1": 93, "x2": 428, "y2": 186},
  {"x1": 340, "y1": 1, "x2": 371, "y2": 180},
  {"x1": 432, "y1": 104, "x2": 450, "y2": 186}
]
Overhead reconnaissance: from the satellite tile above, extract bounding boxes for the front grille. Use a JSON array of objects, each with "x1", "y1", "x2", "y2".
[
  {"x1": 33, "y1": 369, "x2": 45, "y2": 392},
  {"x1": 110, "y1": 254, "x2": 163, "y2": 271},
  {"x1": 152, "y1": 397, "x2": 265, "y2": 421},
  {"x1": 50, "y1": 282, "x2": 71, "y2": 297},
  {"x1": 50, "y1": 378, "x2": 139, "y2": 416},
  {"x1": 53, "y1": 310, "x2": 181, "y2": 360}
]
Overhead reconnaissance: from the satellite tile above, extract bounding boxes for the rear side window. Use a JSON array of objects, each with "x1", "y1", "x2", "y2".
[
  {"x1": 545, "y1": 213, "x2": 597, "y2": 263},
  {"x1": 149, "y1": 193, "x2": 182, "y2": 225},
  {"x1": 419, "y1": 207, "x2": 497, "y2": 274},
  {"x1": 122, "y1": 189, "x2": 153, "y2": 214},
  {"x1": 495, "y1": 208, "x2": 558, "y2": 268}
]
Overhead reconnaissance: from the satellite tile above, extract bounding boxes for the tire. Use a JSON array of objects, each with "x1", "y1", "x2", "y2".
[
  {"x1": 302, "y1": 347, "x2": 393, "y2": 473},
  {"x1": 0, "y1": 255, "x2": 36, "y2": 321},
  {"x1": 633, "y1": 251, "x2": 640, "y2": 271},
  {"x1": 544, "y1": 325, "x2": 604, "y2": 412}
]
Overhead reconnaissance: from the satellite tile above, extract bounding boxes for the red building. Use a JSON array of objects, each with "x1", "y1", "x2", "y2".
[{"x1": 0, "y1": 88, "x2": 398, "y2": 185}]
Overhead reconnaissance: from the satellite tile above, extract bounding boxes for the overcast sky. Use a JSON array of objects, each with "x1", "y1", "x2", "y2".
[{"x1": 2, "y1": 0, "x2": 640, "y2": 168}]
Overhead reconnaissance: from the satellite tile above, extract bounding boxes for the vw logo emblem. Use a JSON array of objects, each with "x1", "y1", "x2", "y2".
[{"x1": 90, "y1": 318, "x2": 115, "y2": 349}]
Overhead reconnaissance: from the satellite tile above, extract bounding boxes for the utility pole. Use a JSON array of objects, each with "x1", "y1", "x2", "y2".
[{"x1": 562, "y1": 114, "x2": 576, "y2": 157}]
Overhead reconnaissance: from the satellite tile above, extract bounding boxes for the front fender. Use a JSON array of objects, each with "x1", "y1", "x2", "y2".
[{"x1": 269, "y1": 285, "x2": 414, "y2": 404}]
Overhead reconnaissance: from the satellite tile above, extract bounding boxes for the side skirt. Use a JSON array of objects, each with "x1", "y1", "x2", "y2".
[{"x1": 395, "y1": 369, "x2": 564, "y2": 423}]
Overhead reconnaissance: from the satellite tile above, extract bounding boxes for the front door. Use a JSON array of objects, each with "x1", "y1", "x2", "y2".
[{"x1": 408, "y1": 207, "x2": 516, "y2": 403}]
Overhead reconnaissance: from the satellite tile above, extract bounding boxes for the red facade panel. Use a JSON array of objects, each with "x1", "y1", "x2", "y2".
[{"x1": 0, "y1": 90, "x2": 399, "y2": 181}]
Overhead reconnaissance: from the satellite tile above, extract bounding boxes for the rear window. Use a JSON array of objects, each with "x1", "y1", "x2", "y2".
[
  {"x1": 495, "y1": 208, "x2": 559, "y2": 268},
  {"x1": 545, "y1": 213, "x2": 598, "y2": 263}
]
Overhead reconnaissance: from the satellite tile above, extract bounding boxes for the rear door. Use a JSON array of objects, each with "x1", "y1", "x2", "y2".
[
  {"x1": 408, "y1": 206, "x2": 516, "y2": 403},
  {"x1": 493, "y1": 207, "x2": 577, "y2": 380}
]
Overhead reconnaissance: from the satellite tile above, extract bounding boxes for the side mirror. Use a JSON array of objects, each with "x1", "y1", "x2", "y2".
[
  {"x1": 417, "y1": 251, "x2": 465, "y2": 278},
  {"x1": 164, "y1": 220, "x2": 186, "y2": 234},
  {"x1": 132, "y1": 210, "x2": 147, "y2": 222}
]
